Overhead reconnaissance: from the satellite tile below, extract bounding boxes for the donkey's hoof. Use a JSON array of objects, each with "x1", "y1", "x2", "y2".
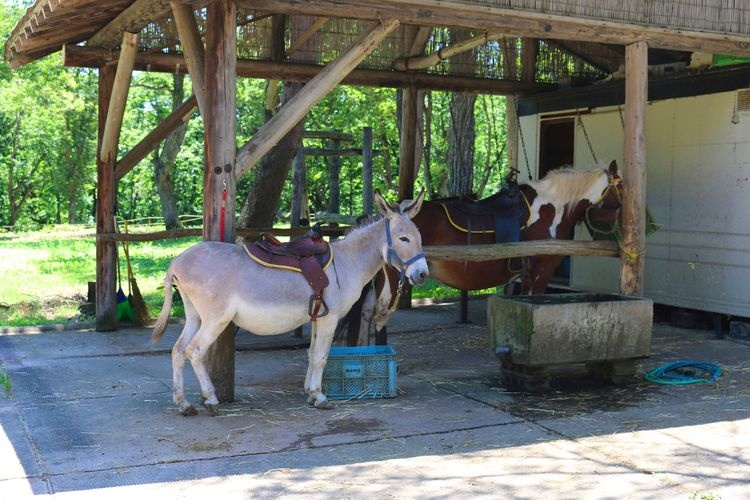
[
  {"x1": 314, "y1": 399, "x2": 335, "y2": 410},
  {"x1": 180, "y1": 405, "x2": 198, "y2": 417},
  {"x1": 204, "y1": 403, "x2": 220, "y2": 416}
]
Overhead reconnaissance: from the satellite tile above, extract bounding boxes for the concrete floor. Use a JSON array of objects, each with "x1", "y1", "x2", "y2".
[{"x1": 0, "y1": 298, "x2": 748, "y2": 499}]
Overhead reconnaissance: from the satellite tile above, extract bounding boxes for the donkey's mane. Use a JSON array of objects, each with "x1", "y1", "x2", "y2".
[
  {"x1": 344, "y1": 214, "x2": 384, "y2": 237},
  {"x1": 529, "y1": 167, "x2": 608, "y2": 207}
]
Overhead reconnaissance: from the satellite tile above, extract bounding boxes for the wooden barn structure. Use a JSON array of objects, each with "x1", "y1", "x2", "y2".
[{"x1": 6, "y1": 0, "x2": 750, "y2": 400}]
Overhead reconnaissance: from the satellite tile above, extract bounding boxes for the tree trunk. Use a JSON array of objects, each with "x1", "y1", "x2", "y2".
[
  {"x1": 237, "y1": 82, "x2": 305, "y2": 231},
  {"x1": 7, "y1": 113, "x2": 36, "y2": 227},
  {"x1": 447, "y1": 28, "x2": 477, "y2": 197},
  {"x1": 423, "y1": 91, "x2": 435, "y2": 198},
  {"x1": 153, "y1": 73, "x2": 188, "y2": 230},
  {"x1": 448, "y1": 92, "x2": 476, "y2": 196}
]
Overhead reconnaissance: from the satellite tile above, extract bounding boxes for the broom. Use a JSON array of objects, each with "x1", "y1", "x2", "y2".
[
  {"x1": 116, "y1": 242, "x2": 134, "y2": 322},
  {"x1": 122, "y1": 221, "x2": 151, "y2": 327}
]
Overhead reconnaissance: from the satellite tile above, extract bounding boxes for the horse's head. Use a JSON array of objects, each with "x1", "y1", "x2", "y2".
[
  {"x1": 599, "y1": 160, "x2": 623, "y2": 210},
  {"x1": 374, "y1": 189, "x2": 429, "y2": 285}
]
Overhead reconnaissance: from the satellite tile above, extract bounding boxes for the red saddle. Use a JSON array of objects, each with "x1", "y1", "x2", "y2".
[{"x1": 244, "y1": 231, "x2": 332, "y2": 319}]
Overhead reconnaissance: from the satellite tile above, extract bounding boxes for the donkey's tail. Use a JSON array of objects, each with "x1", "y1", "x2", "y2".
[{"x1": 151, "y1": 268, "x2": 175, "y2": 345}]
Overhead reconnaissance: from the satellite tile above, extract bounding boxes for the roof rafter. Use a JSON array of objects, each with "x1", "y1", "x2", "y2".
[
  {"x1": 87, "y1": 0, "x2": 171, "y2": 49},
  {"x1": 63, "y1": 44, "x2": 555, "y2": 95},
  {"x1": 238, "y1": 0, "x2": 750, "y2": 56}
]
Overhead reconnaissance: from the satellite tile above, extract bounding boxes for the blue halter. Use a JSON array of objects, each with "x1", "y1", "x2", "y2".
[{"x1": 385, "y1": 218, "x2": 425, "y2": 284}]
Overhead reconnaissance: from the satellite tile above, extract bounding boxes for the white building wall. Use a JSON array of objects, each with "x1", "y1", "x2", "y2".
[{"x1": 519, "y1": 90, "x2": 750, "y2": 317}]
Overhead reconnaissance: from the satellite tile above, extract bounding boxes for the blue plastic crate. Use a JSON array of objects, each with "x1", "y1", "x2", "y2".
[{"x1": 322, "y1": 345, "x2": 397, "y2": 400}]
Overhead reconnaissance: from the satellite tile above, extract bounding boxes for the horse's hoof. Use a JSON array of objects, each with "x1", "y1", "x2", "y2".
[
  {"x1": 314, "y1": 399, "x2": 335, "y2": 410},
  {"x1": 180, "y1": 405, "x2": 198, "y2": 417},
  {"x1": 204, "y1": 403, "x2": 220, "y2": 416}
]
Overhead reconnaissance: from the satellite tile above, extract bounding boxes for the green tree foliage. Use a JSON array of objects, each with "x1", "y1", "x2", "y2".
[
  {"x1": 1, "y1": 0, "x2": 511, "y2": 228},
  {"x1": 0, "y1": 2, "x2": 97, "y2": 228}
]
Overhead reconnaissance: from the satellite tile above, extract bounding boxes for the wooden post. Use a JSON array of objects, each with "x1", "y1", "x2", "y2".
[
  {"x1": 291, "y1": 144, "x2": 306, "y2": 341},
  {"x1": 95, "y1": 64, "x2": 117, "y2": 331},
  {"x1": 459, "y1": 290, "x2": 469, "y2": 324},
  {"x1": 620, "y1": 41, "x2": 648, "y2": 296},
  {"x1": 291, "y1": 146, "x2": 306, "y2": 226},
  {"x1": 203, "y1": 0, "x2": 237, "y2": 403},
  {"x1": 327, "y1": 132, "x2": 341, "y2": 214},
  {"x1": 522, "y1": 38, "x2": 538, "y2": 83},
  {"x1": 398, "y1": 87, "x2": 418, "y2": 201},
  {"x1": 362, "y1": 126, "x2": 374, "y2": 215},
  {"x1": 235, "y1": 19, "x2": 400, "y2": 179}
]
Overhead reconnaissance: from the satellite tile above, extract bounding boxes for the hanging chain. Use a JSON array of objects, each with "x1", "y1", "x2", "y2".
[
  {"x1": 515, "y1": 97, "x2": 533, "y2": 180},
  {"x1": 577, "y1": 111, "x2": 598, "y2": 164}
]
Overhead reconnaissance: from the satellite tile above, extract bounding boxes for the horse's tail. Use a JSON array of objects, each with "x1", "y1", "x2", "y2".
[
  {"x1": 151, "y1": 268, "x2": 175, "y2": 345},
  {"x1": 334, "y1": 281, "x2": 372, "y2": 345}
]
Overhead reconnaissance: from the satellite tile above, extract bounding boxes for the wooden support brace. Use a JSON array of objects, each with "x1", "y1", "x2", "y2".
[
  {"x1": 170, "y1": 1, "x2": 207, "y2": 116},
  {"x1": 234, "y1": 19, "x2": 400, "y2": 180},
  {"x1": 115, "y1": 94, "x2": 198, "y2": 181},
  {"x1": 393, "y1": 30, "x2": 503, "y2": 71},
  {"x1": 100, "y1": 32, "x2": 138, "y2": 163},
  {"x1": 288, "y1": 17, "x2": 329, "y2": 56}
]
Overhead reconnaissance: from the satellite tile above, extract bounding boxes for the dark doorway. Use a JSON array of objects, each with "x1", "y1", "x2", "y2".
[
  {"x1": 538, "y1": 116, "x2": 576, "y2": 285},
  {"x1": 538, "y1": 117, "x2": 575, "y2": 179}
]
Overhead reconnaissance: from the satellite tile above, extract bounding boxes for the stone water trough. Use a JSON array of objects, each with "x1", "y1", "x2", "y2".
[{"x1": 487, "y1": 293, "x2": 653, "y2": 390}]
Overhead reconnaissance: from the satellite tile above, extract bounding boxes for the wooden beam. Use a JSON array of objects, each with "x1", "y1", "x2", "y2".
[
  {"x1": 115, "y1": 94, "x2": 198, "y2": 181},
  {"x1": 424, "y1": 240, "x2": 619, "y2": 261},
  {"x1": 100, "y1": 32, "x2": 138, "y2": 163},
  {"x1": 95, "y1": 64, "x2": 117, "y2": 332},
  {"x1": 287, "y1": 17, "x2": 329, "y2": 56},
  {"x1": 87, "y1": 0, "x2": 170, "y2": 49},
  {"x1": 393, "y1": 30, "x2": 503, "y2": 71},
  {"x1": 410, "y1": 26, "x2": 433, "y2": 55},
  {"x1": 303, "y1": 130, "x2": 354, "y2": 141},
  {"x1": 620, "y1": 41, "x2": 648, "y2": 296},
  {"x1": 63, "y1": 46, "x2": 554, "y2": 94},
  {"x1": 238, "y1": 0, "x2": 750, "y2": 57},
  {"x1": 302, "y1": 147, "x2": 380, "y2": 156},
  {"x1": 203, "y1": 0, "x2": 237, "y2": 404},
  {"x1": 97, "y1": 226, "x2": 346, "y2": 243},
  {"x1": 170, "y1": 1, "x2": 206, "y2": 117},
  {"x1": 234, "y1": 19, "x2": 400, "y2": 180}
]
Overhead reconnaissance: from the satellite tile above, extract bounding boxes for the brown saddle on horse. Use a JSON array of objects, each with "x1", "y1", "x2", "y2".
[
  {"x1": 438, "y1": 183, "x2": 524, "y2": 243},
  {"x1": 243, "y1": 225, "x2": 332, "y2": 319}
]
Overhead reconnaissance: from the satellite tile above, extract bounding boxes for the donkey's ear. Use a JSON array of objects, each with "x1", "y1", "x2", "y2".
[
  {"x1": 374, "y1": 189, "x2": 394, "y2": 217},
  {"x1": 400, "y1": 188, "x2": 425, "y2": 219},
  {"x1": 608, "y1": 160, "x2": 618, "y2": 177}
]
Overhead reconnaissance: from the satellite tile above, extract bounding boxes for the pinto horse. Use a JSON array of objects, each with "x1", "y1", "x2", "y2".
[
  {"x1": 152, "y1": 190, "x2": 427, "y2": 415},
  {"x1": 343, "y1": 161, "x2": 622, "y2": 345}
]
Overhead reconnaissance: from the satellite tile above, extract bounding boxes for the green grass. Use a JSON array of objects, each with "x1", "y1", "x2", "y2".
[
  {"x1": 0, "y1": 368, "x2": 10, "y2": 396},
  {"x1": 0, "y1": 225, "x2": 498, "y2": 327},
  {"x1": 0, "y1": 225, "x2": 197, "y2": 326}
]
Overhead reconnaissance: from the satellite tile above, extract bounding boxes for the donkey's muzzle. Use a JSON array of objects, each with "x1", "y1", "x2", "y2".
[{"x1": 408, "y1": 259, "x2": 429, "y2": 286}]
